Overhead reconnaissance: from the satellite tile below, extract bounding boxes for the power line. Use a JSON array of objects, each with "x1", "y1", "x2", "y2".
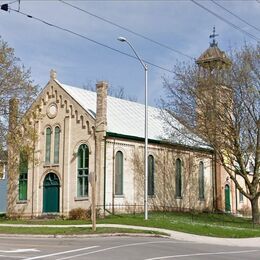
[
  {"x1": 6, "y1": 0, "x2": 18, "y2": 4},
  {"x1": 1, "y1": 0, "x2": 257, "y2": 1},
  {"x1": 211, "y1": 0, "x2": 260, "y2": 33},
  {"x1": 191, "y1": 0, "x2": 260, "y2": 42},
  {"x1": 6, "y1": 7, "x2": 174, "y2": 74},
  {"x1": 59, "y1": 0, "x2": 195, "y2": 60}
]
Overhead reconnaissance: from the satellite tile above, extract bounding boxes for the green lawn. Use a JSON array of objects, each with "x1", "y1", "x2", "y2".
[
  {"x1": 0, "y1": 226, "x2": 166, "y2": 236},
  {"x1": 0, "y1": 211, "x2": 259, "y2": 238},
  {"x1": 98, "y1": 211, "x2": 260, "y2": 238}
]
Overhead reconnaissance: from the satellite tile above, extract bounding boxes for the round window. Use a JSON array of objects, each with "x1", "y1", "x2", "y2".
[{"x1": 47, "y1": 103, "x2": 58, "y2": 118}]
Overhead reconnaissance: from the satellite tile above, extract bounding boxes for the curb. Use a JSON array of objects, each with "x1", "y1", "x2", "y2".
[
  {"x1": 0, "y1": 223, "x2": 259, "y2": 248},
  {"x1": 0, "y1": 232, "x2": 169, "y2": 239}
]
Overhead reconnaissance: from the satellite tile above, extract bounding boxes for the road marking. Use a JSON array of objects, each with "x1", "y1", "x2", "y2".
[
  {"x1": 0, "y1": 249, "x2": 40, "y2": 253},
  {"x1": 55, "y1": 241, "x2": 193, "y2": 260},
  {"x1": 24, "y1": 246, "x2": 99, "y2": 260},
  {"x1": 0, "y1": 255, "x2": 26, "y2": 259},
  {"x1": 144, "y1": 249, "x2": 260, "y2": 259}
]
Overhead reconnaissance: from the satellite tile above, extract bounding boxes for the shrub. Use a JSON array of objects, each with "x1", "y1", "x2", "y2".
[
  {"x1": 69, "y1": 208, "x2": 89, "y2": 220},
  {"x1": 238, "y1": 205, "x2": 251, "y2": 217}
]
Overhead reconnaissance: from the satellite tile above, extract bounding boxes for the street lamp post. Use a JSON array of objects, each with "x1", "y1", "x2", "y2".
[{"x1": 118, "y1": 37, "x2": 148, "y2": 220}]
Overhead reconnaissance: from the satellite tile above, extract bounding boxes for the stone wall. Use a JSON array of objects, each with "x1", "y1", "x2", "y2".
[{"x1": 105, "y1": 137, "x2": 214, "y2": 214}]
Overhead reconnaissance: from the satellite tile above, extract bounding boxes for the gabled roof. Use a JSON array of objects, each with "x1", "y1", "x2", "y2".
[{"x1": 57, "y1": 80, "x2": 211, "y2": 150}]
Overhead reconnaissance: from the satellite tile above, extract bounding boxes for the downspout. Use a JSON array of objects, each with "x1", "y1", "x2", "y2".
[
  {"x1": 103, "y1": 134, "x2": 107, "y2": 215},
  {"x1": 61, "y1": 117, "x2": 67, "y2": 215},
  {"x1": 163, "y1": 149, "x2": 167, "y2": 211},
  {"x1": 235, "y1": 172, "x2": 238, "y2": 213},
  {"x1": 112, "y1": 138, "x2": 116, "y2": 214},
  {"x1": 188, "y1": 152, "x2": 191, "y2": 210},
  {"x1": 213, "y1": 152, "x2": 217, "y2": 211}
]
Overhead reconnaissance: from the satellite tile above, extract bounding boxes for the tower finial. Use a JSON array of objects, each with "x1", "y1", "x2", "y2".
[{"x1": 209, "y1": 26, "x2": 219, "y2": 47}]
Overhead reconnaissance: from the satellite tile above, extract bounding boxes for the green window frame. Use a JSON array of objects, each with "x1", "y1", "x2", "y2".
[
  {"x1": 54, "y1": 126, "x2": 60, "y2": 164},
  {"x1": 148, "y1": 155, "x2": 155, "y2": 196},
  {"x1": 115, "y1": 151, "x2": 123, "y2": 195},
  {"x1": 45, "y1": 127, "x2": 52, "y2": 163},
  {"x1": 19, "y1": 152, "x2": 28, "y2": 201},
  {"x1": 199, "y1": 161, "x2": 205, "y2": 200},
  {"x1": 175, "y1": 158, "x2": 182, "y2": 198},
  {"x1": 77, "y1": 144, "x2": 89, "y2": 197}
]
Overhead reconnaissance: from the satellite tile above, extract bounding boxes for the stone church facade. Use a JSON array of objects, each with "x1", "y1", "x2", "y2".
[
  {"x1": 7, "y1": 41, "x2": 252, "y2": 218},
  {"x1": 7, "y1": 71, "x2": 215, "y2": 217}
]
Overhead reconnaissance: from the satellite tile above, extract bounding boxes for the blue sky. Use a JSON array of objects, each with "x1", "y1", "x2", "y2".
[{"x1": 0, "y1": 0, "x2": 259, "y2": 106}]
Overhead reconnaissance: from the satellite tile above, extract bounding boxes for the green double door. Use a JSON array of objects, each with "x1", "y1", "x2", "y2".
[{"x1": 43, "y1": 172, "x2": 60, "y2": 213}]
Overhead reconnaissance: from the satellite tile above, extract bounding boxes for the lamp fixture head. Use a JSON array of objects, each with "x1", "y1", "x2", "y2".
[{"x1": 117, "y1": 36, "x2": 127, "y2": 42}]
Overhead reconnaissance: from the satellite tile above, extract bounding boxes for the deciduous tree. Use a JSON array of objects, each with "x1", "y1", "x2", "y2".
[
  {"x1": 0, "y1": 36, "x2": 38, "y2": 150},
  {"x1": 161, "y1": 44, "x2": 260, "y2": 224}
]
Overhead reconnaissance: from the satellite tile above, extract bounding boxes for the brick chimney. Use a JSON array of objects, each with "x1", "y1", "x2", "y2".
[
  {"x1": 95, "y1": 81, "x2": 108, "y2": 133},
  {"x1": 94, "y1": 81, "x2": 108, "y2": 215}
]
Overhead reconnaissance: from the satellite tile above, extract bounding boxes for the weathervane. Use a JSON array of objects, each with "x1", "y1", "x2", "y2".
[{"x1": 209, "y1": 26, "x2": 219, "y2": 47}]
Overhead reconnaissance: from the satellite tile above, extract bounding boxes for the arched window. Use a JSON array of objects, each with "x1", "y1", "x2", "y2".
[
  {"x1": 77, "y1": 144, "x2": 89, "y2": 197},
  {"x1": 0, "y1": 163, "x2": 5, "y2": 179},
  {"x1": 45, "y1": 127, "x2": 52, "y2": 163},
  {"x1": 175, "y1": 158, "x2": 182, "y2": 198},
  {"x1": 199, "y1": 161, "x2": 204, "y2": 200},
  {"x1": 19, "y1": 152, "x2": 28, "y2": 201},
  {"x1": 54, "y1": 126, "x2": 60, "y2": 164},
  {"x1": 239, "y1": 190, "x2": 244, "y2": 203},
  {"x1": 148, "y1": 155, "x2": 155, "y2": 196},
  {"x1": 115, "y1": 151, "x2": 123, "y2": 195}
]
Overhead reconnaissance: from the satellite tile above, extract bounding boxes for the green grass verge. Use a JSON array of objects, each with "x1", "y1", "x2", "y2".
[
  {"x1": 98, "y1": 212, "x2": 260, "y2": 238},
  {"x1": 0, "y1": 211, "x2": 259, "y2": 238},
  {"x1": 0, "y1": 226, "x2": 167, "y2": 236}
]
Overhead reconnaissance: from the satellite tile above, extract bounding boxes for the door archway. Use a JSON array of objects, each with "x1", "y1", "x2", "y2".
[
  {"x1": 225, "y1": 184, "x2": 231, "y2": 212},
  {"x1": 43, "y1": 172, "x2": 60, "y2": 213}
]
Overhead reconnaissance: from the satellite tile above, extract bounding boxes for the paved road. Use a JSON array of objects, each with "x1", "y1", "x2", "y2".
[{"x1": 0, "y1": 236, "x2": 260, "y2": 260}]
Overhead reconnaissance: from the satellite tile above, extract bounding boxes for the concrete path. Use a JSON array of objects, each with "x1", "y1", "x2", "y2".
[{"x1": 0, "y1": 223, "x2": 259, "y2": 248}]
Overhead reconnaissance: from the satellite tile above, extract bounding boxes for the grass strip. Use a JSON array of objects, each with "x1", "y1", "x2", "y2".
[
  {"x1": 0, "y1": 211, "x2": 259, "y2": 238},
  {"x1": 0, "y1": 226, "x2": 167, "y2": 236}
]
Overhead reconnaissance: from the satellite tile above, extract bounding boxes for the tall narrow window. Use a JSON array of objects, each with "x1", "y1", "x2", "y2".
[
  {"x1": 45, "y1": 127, "x2": 52, "y2": 163},
  {"x1": 54, "y1": 126, "x2": 60, "y2": 164},
  {"x1": 0, "y1": 163, "x2": 4, "y2": 179},
  {"x1": 239, "y1": 191, "x2": 244, "y2": 203},
  {"x1": 175, "y1": 158, "x2": 182, "y2": 198},
  {"x1": 19, "y1": 152, "x2": 28, "y2": 201},
  {"x1": 199, "y1": 161, "x2": 205, "y2": 200},
  {"x1": 148, "y1": 155, "x2": 155, "y2": 196},
  {"x1": 115, "y1": 151, "x2": 123, "y2": 195},
  {"x1": 77, "y1": 144, "x2": 89, "y2": 197}
]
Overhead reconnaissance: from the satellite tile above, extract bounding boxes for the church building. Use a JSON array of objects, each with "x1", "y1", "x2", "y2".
[{"x1": 7, "y1": 37, "x2": 249, "y2": 218}]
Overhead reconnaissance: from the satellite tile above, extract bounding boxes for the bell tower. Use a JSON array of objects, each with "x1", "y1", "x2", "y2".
[
  {"x1": 196, "y1": 27, "x2": 232, "y2": 140},
  {"x1": 196, "y1": 28, "x2": 234, "y2": 213},
  {"x1": 196, "y1": 27, "x2": 231, "y2": 71}
]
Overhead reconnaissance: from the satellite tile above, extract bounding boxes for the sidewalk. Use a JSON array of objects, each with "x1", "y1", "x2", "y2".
[{"x1": 0, "y1": 223, "x2": 260, "y2": 248}]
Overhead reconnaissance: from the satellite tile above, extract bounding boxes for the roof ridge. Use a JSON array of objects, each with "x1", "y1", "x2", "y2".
[{"x1": 58, "y1": 81, "x2": 159, "y2": 110}]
